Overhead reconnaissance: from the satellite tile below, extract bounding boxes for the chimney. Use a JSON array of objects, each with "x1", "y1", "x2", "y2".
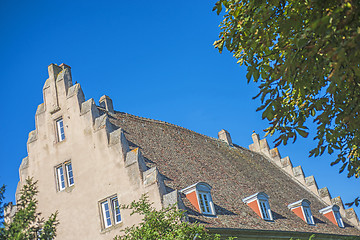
[
  {"x1": 218, "y1": 129, "x2": 232, "y2": 146},
  {"x1": 48, "y1": 63, "x2": 62, "y2": 81},
  {"x1": 59, "y1": 63, "x2": 72, "y2": 75},
  {"x1": 99, "y1": 95, "x2": 114, "y2": 113}
]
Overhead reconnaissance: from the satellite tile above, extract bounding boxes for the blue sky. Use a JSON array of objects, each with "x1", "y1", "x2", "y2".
[{"x1": 0, "y1": 0, "x2": 359, "y2": 218}]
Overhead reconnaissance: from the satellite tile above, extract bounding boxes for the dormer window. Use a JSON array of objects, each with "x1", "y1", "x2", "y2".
[
  {"x1": 198, "y1": 191, "x2": 212, "y2": 214},
  {"x1": 180, "y1": 182, "x2": 216, "y2": 216},
  {"x1": 319, "y1": 205, "x2": 344, "y2": 228},
  {"x1": 288, "y1": 199, "x2": 315, "y2": 225},
  {"x1": 56, "y1": 118, "x2": 65, "y2": 142},
  {"x1": 242, "y1": 192, "x2": 273, "y2": 221}
]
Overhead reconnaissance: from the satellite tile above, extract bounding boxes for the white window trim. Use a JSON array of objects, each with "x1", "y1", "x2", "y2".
[
  {"x1": 56, "y1": 166, "x2": 65, "y2": 191},
  {"x1": 65, "y1": 163, "x2": 74, "y2": 187},
  {"x1": 101, "y1": 201, "x2": 112, "y2": 228},
  {"x1": 288, "y1": 199, "x2": 315, "y2": 225},
  {"x1": 319, "y1": 205, "x2": 345, "y2": 228},
  {"x1": 56, "y1": 118, "x2": 65, "y2": 142},
  {"x1": 288, "y1": 198, "x2": 315, "y2": 225},
  {"x1": 180, "y1": 182, "x2": 216, "y2": 216},
  {"x1": 112, "y1": 197, "x2": 122, "y2": 224},
  {"x1": 302, "y1": 206, "x2": 315, "y2": 225},
  {"x1": 197, "y1": 191, "x2": 214, "y2": 215},
  {"x1": 55, "y1": 161, "x2": 74, "y2": 191},
  {"x1": 258, "y1": 199, "x2": 272, "y2": 220},
  {"x1": 243, "y1": 192, "x2": 273, "y2": 221},
  {"x1": 100, "y1": 195, "x2": 122, "y2": 229},
  {"x1": 334, "y1": 210, "x2": 344, "y2": 228}
]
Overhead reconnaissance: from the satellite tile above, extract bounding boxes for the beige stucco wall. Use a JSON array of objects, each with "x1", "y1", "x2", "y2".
[{"x1": 17, "y1": 64, "x2": 165, "y2": 240}]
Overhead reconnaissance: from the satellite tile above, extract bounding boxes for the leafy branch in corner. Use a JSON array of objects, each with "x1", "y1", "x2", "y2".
[
  {"x1": 114, "y1": 194, "x2": 235, "y2": 240},
  {"x1": 214, "y1": 0, "x2": 360, "y2": 203},
  {"x1": 0, "y1": 178, "x2": 59, "y2": 240}
]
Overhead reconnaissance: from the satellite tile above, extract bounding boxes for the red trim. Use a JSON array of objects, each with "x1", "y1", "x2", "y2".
[
  {"x1": 324, "y1": 211, "x2": 337, "y2": 226},
  {"x1": 248, "y1": 200, "x2": 262, "y2": 218},
  {"x1": 292, "y1": 206, "x2": 305, "y2": 222},
  {"x1": 185, "y1": 191, "x2": 200, "y2": 212}
]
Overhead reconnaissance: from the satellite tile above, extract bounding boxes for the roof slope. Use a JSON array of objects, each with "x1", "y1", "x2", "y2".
[{"x1": 109, "y1": 111, "x2": 360, "y2": 236}]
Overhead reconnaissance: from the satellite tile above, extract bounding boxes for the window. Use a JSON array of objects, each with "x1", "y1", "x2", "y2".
[
  {"x1": 319, "y1": 205, "x2": 344, "y2": 228},
  {"x1": 112, "y1": 198, "x2": 122, "y2": 224},
  {"x1": 180, "y1": 182, "x2": 216, "y2": 216},
  {"x1": 259, "y1": 199, "x2": 271, "y2": 220},
  {"x1": 334, "y1": 209, "x2": 344, "y2": 228},
  {"x1": 56, "y1": 118, "x2": 65, "y2": 142},
  {"x1": 198, "y1": 191, "x2": 212, "y2": 215},
  {"x1": 242, "y1": 192, "x2": 273, "y2": 221},
  {"x1": 288, "y1": 199, "x2": 314, "y2": 225},
  {"x1": 65, "y1": 163, "x2": 74, "y2": 186},
  {"x1": 100, "y1": 196, "x2": 122, "y2": 229},
  {"x1": 56, "y1": 166, "x2": 65, "y2": 191},
  {"x1": 101, "y1": 201, "x2": 112, "y2": 228},
  {"x1": 303, "y1": 206, "x2": 314, "y2": 225},
  {"x1": 55, "y1": 161, "x2": 74, "y2": 191}
]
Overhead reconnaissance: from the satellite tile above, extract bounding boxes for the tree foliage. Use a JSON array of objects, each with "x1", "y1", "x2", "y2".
[
  {"x1": 0, "y1": 185, "x2": 5, "y2": 221},
  {"x1": 114, "y1": 195, "x2": 231, "y2": 240},
  {"x1": 0, "y1": 178, "x2": 58, "y2": 240},
  {"x1": 214, "y1": 0, "x2": 360, "y2": 205}
]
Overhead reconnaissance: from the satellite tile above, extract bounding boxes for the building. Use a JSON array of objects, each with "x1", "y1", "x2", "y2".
[{"x1": 12, "y1": 64, "x2": 360, "y2": 239}]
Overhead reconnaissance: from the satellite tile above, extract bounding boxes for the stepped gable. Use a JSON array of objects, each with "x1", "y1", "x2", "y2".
[{"x1": 109, "y1": 112, "x2": 360, "y2": 236}]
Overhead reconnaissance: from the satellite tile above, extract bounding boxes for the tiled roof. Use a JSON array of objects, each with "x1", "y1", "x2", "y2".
[{"x1": 109, "y1": 111, "x2": 360, "y2": 236}]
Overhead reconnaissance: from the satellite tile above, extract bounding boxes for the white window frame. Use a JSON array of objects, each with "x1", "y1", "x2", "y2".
[
  {"x1": 56, "y1": 166, "x2": 66, "y2": 191},
  {"x1": 288, "y1": 199, "x2": 315, "y2": 225},
  {"x1": 112, "y1": 197, "x2": 122, "y2": 224},
  {"x1": 258, "y1": 199, "x2": 272, "y2": 221},
  {"x1": 319, "y1": 205, "x2": 345, "y2": 228},
  {"x1": 198, "y1": 191, "x2": 213, "y2": 215},
  {"x1": 65, "y1": 162, "x2": 74, "y2": 187},
  {"x1": 101, "y1": 200, "x2": 112, "y2": 228},
  {"x1": 56, "y1": 118, "x2": 65, "y2": 142},
  {"x1": 55, "y1": 161, "x2": 74, "y2": 191},
  {"x1": 334, "y1": 210, "x2": 344, "y2": 228},
  {"x1": 243, "y1": 192, "x2": 273, "y2": 221},
  {"x1": 302, "y1": 205, "x2": 315, "y2": 225},
  {"x1": 100, "y1": 195, "x2": 122, "y2": 229},
  {"x1": 180, "y1": 182, "x2": 216, "y2": 216}
]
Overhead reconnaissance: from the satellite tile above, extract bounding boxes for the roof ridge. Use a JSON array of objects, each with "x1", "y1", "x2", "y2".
[{"x1": 114, "y1": 111, "x2": 220, "y2": 142}]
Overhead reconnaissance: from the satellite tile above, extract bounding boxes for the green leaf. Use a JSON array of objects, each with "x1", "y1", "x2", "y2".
[
  {"x1": 262, "y1": 105, "x2": 274, "y2": 120},
  {"x1": 296, "y1": 128, "x2": 309, "y2": 138},
  {"x1": 253, "y1": 68, "x2": 260, "y2": 82},
  {"x1": 214, "y1": 0, "x2": 360, "y2": 203},
  {"x1": 311, "y1": 108, "x2": 316, "y2": 116},
  {"x1": 246, "y1": 69, "x2": 253, "y2": 82},
  {"x1": 328, "y1": 147, "x2": 334, "y2": 154}
]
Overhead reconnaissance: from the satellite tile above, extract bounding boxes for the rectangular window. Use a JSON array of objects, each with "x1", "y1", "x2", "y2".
[
  {"x1": 56, "y1": 118, "x2": 65, "y2": 142},
  {"x1": 55, "y1": 161, "x2": 74, "y2": 191},
  {"x1": 259, "y1": 200, "x2": 272, "y2": 220},
  {"x1": 100, "y1": 196, "x2": 122, "y2": 229},
  {"x1": 66, "y1": 163, "x2": 74, "y2": 186},
  {"x1": 56, "y1": 166, "x2": 65, "y2": 191},
  {"x1": 259, "y1": 200, "x2": 269, "y2": 219},
  {"x1": 112, "y1": 198, "x2": 122, "y2": 224},
  {"x1": 303, "y1": 206, "x2": 314, "y2": 225},
  {"x1": 101, "y1": 201, "x2": 112, "y2": 228},
  {"x1": 334, "y1": 210, "x2": 344, "y2": 228},
  {"x1": 198, "y1": 192, "x2": 212, "y2": 215}
]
